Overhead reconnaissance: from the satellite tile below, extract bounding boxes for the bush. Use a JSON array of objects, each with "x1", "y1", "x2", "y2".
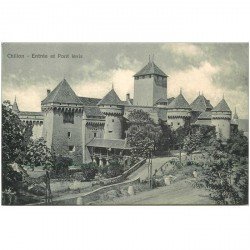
[
  {"x1": 81, "y1": 162, "x2": 98, "y2": 181},
  {"x1": 100, "y1": 160, "x2": 124, "y2": 178},
  {"x1": 52, "y1": 156, "x2": 73, "y2": 177}
]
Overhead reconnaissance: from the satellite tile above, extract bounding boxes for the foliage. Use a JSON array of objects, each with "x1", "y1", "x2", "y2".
[
  {"x1": 24, "y1": 138, "x2": 54, "y2": 170},
  {"x1": 99, "y1": 159, "x2": 124, "y2": 178},
  {"x1": 81, "y1": 162, "x2": 98, "y2": 181},
  {"x1": 51, "y1": 155, "x2": 73, "y2": 178},
  {"x1": 2, "y1": 100, "x2": 33, "y2": 166},
  {"x1": 157, "y1": 120, "x2": 176, "y2": 153},
  {"x1": 194, "y1": 136, "x2": 248, "y2": 205},
  {"x1": 183, "y1": 130, "x2": 203, "y2": 156},
  {"x1": 126, "y1": 109, "x2": 162, "y2": 158}
]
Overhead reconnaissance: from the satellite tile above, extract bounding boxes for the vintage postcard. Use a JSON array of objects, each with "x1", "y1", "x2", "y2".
[{"x1": 1, "y1": 43, "x2": 248, "y2": 205}]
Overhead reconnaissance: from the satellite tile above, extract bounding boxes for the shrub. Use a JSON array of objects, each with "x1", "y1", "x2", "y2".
[
  {"x1": 99, "y1": 160, "x2": 124, "y2": 178},
  {"x1": 81, "y1": 162, "x2": 98, "y2": 181},
  {"x1": 52, "y1": 156, "x2": 73, "y2": 177}
]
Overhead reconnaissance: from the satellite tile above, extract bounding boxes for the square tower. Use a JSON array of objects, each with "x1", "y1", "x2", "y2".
[{"x1": 133, "y1": 59, "x2": 168, "y2": 107}]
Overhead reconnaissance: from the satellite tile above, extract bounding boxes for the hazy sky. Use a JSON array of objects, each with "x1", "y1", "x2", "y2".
[{"x1": 2, "y1": 43, "x2": 249, "y2": 118}]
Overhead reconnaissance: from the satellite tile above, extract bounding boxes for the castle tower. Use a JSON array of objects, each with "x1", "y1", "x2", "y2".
[
  {"x1": 211, "y1": 97, "x2": 232, "y2": 140},
  {"x1": 12, "y1": 96, "x2": 19, "y2": 114},
  {"x1": 133, "y1": 58, "x2": 168, "y2": 107},
  {"x1": 41, "y1": 79, "x2": 84, "y2": 164},
  {"x1": 166, "y1": 90, "x2": 191, "y2": 130},
  {"x1": 232, "y1": 107, "x2": 239, "y2": 125},
  {"x1": 97, "y1": 87, "x2": 124, "y2": 139}
]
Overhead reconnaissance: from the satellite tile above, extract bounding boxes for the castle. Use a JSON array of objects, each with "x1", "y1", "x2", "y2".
[{"x1": 12, "y1": 59, "x2": 239, "y2": 165}]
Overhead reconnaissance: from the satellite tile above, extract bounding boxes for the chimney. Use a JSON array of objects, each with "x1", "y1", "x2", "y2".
[
  {"x1": 126, "y1": 93, "x2": 130, "y2": 101},
  {"x1": 47, "y1": 89, "x2": 51, "y2": 96}
]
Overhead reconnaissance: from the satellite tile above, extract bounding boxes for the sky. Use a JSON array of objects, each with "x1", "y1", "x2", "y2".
[{"x1": 1, "y1": 43, "x2": 249, "y2": 119}]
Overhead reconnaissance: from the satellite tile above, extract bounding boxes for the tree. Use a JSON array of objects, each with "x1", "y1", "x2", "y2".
[
  {"x1": 2, "y1": 101, "x2": 33, "y2": 166},
  {"x1": 24, "y1": 138, "x2": 54, "y2": 170},
  {"x1": 183, "y1": 130, "x2": 203, "y2": 159},
  {"x1": 194, "y1": 137, "x2": 248, "y2": 205},
  {"x1": 126, "y1": 109, "x2": 162, "y2": 158}
]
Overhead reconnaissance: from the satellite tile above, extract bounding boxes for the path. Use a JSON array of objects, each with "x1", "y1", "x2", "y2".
[
  {"x1": 128, "y1": 155, "x2": 176, "y2": 181},
  {"x1": 98, "y1": 179, "x2": 214, "y2": 205}
]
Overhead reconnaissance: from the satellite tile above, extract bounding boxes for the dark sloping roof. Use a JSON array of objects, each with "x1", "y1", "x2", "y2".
[
  {"x1": 134, "y1": 61, "x2": 167, "y2": 77},
  {"x1": 212, "y1": 98, "x2": 231, "y2": 112},
  {"x1": 87, "y1": 138, "x2": 130, "y2": 149},
  {"x1": 78, "y1": 97, "x2": 101, "y2": 106},
  {"x1": 197, "y1": 111, "x2": 212, "y2": 119},
  {"x1": 167, "y1": 93, "x2": 190, "y2": 109},
  {"x1": 190, "y1": 95, "x2": 213, "y2": 112},
  {"x1": 97, "y1": 89, "x2": 123, "y2": 106},
  {"x1": 41, "y1": 79, "x2": 82, "y2": 105},
  {"x1": 84, "y1": 106, "x2": 105, "y2": 118},
  {"x1": 155, "y1": 98, "x2": 168, "y2": 104},
  {"x1": 167, "y1": 97, "x2": 175, "y2": 105}
]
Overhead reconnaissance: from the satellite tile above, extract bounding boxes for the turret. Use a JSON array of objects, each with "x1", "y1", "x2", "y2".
[
  {"x1": 97, "y1": 87, "x2": 124, "y2": 139},
  {"x1": 166, "y1": 90, "x2": 191, "y2": 130},
  {"x1": 211, "y1": 97, "x2": 232, "y2": 140},
  {"x1": 133, "y1": 57, "x2": 168, "y2": 106},
  {"x1": 41, "y1": 79, "x2": 84, "y2": 164},
  {"x1": 232, "y1": 107, "x2": 239, "y2": 125},
  {"x1": 12, "y1": 96, "x2": 19, "y2": 114}
]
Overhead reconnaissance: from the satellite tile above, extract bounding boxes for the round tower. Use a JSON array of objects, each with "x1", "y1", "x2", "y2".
[
  {"x1": 166, "y1": 90, "x2": 191, "y2": 130},
  {"x1": 211, "y1": 97, "x2": 232, "y2": 140},
  {"x1": 97, "y1": 88, "x2": 124, "y2": 139}
]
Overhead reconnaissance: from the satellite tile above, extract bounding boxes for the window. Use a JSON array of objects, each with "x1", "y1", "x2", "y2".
[
  {"x1": 63, "y1": 111, "x2": 74, "y2": 124},
  {"x1": 68, "y1": 132, "x2": 71, "y2": 139},
  {"x1": 94, "y1": 132, "x2": 97, "y2": 137},
  {"x1": 177, "y1": 122, "x2": 180, "y2": 125},
  {"x1": 69, "y1": 145, "x2": 75, "y2": 152},
  {"x1": 109, "y1": 131, "x2": 112, "y2": 133},
  {"x1": 112, "y1": 119, "x2": 114, "y2": 122}
]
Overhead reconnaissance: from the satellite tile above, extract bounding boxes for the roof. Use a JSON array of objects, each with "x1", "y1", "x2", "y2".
[
  {"x1": 190, "y1": 95, "x2": 213, "y2": 112},
  {"x1": 41, "y1": 79, "x2": 82, "y2": 105},
  {"x1": 12, "y1": 98, "x2": 19, "y2": 112},
  {"x1": 19, "y1": 111, "x2": 43, "y2": 117},
  {"x1": 78, "y1": 96, "x2": 101, "y2": 106},
  {"x1": 134, "y1": 61, "x2": 167, "y2": 77},
  {"x1": 97, "y1": 89, "x2": 123, "y2": 106},
  {"x1": 87, "y1": 138, "x2": 130, "y2": 149},
  {"x1": 166, "y1": 93, "x2": 190, "y2": 109},
  {"x1": 155, "y1": 98, "x2": 168, "y2": 104},
  {"x1": 197, "y1": 111, "x2": 212, "y2": 119},
  {"x1": 212, "y1": 98, "x2": 231, "y2": 112},
  {"x1": 167, "y1": 97, "x2": 175, "y2": 105},
  {"x1": 84, "y1": 106, "x2": 105, "y2": 118}
]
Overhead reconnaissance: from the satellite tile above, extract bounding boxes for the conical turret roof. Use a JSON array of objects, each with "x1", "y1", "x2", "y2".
[
  {"x1": 190, "y1": 94, "x2": 213, "y2": 112},
  {"x1": 134, "y1": 61, "x2": 167, "y2": 77},
  {"x1": 12, "y1": 97, "x2": 19, "y2": 113},
  {"x1": 167, "y1": 93, "x2": 190, "y2": 109},
  {"x1": 41, "y1": 79, "x2": 82, "y2": 105},
  {"x1": 97, "y1": 88, "x2": 123, "y2": 106},
  {"x1": 212, "y1": 98, "x2": 231, "y2": 112}
]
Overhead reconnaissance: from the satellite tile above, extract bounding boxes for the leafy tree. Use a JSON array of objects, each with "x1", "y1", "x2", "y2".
[
  {"x1": 126, "y1": 109, "x2": 162, "y2": 158},
  {"x1": 2, "y1": 101, "x2": 33, "y2": 166},
  {"x1": 24, "y1": 138, "x2": 54, "y2": 170},
  {"x1": 194, "y1": 137, "x2": 248, "y2": 205},
  {"x1": 157, "y1": 119, "x2": 175, "y2": 153},
  {"x1": 183, "y1": 130, "x2": 203, "y2": 159}
]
